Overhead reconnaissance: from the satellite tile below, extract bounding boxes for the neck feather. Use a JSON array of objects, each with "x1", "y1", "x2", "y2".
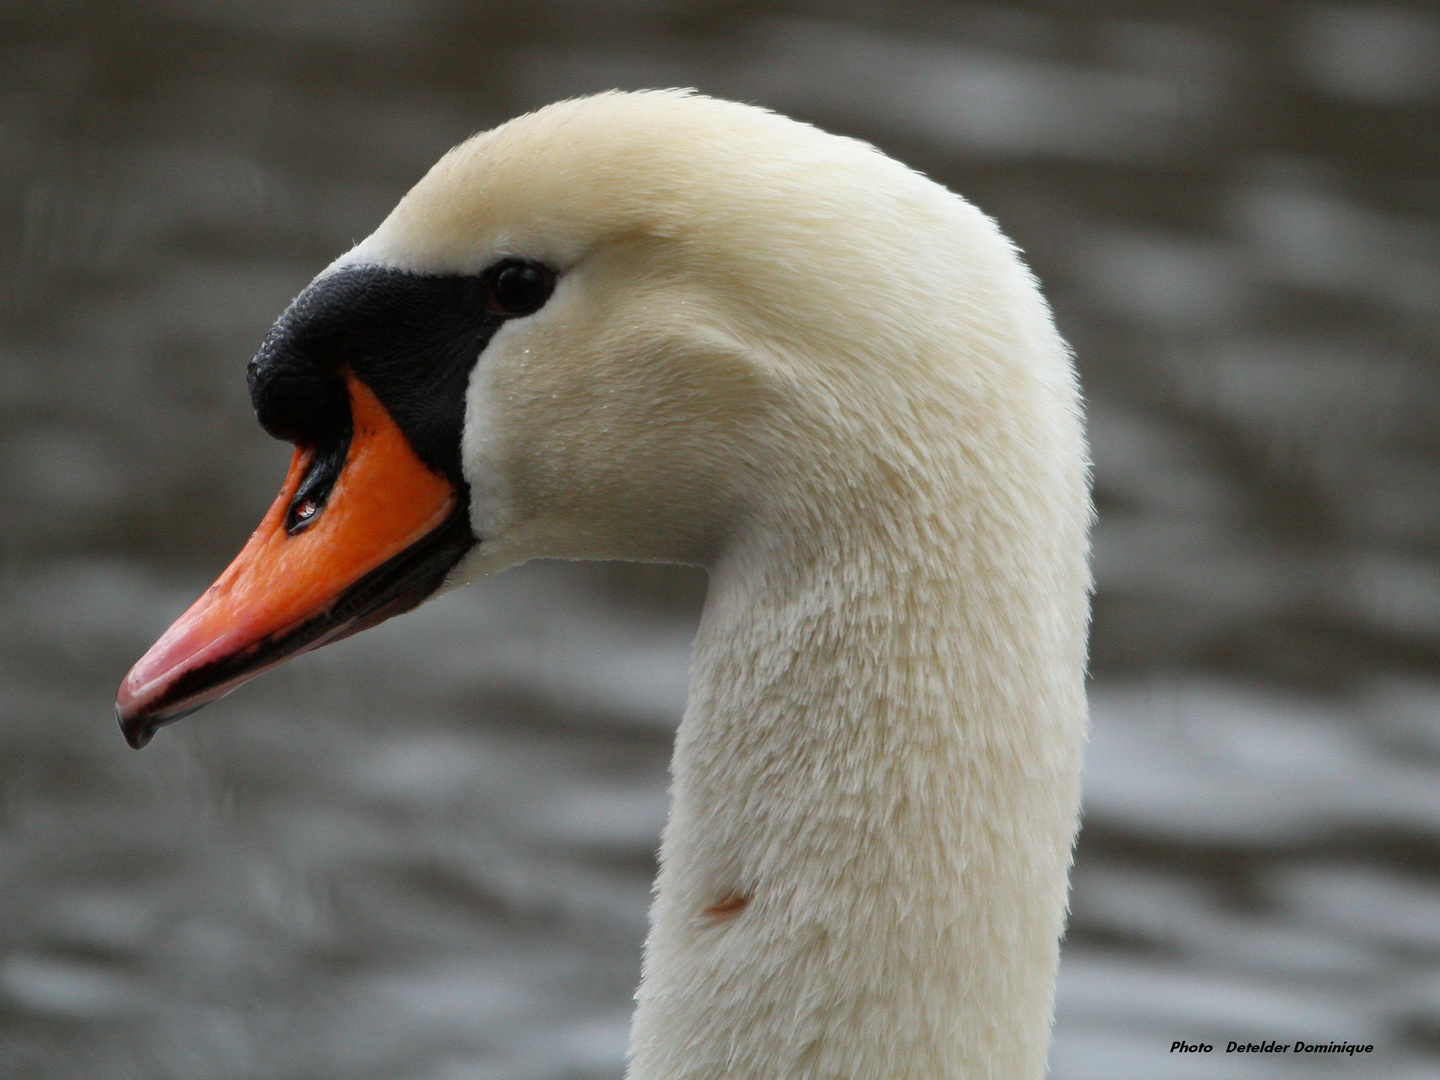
[{"x1": 626, "y1": 412, "x2": 1091, "y2": 1079}]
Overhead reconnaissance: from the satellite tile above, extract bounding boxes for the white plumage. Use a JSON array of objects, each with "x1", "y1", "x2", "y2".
[{"x1": 230, "y1": 90, "x2": 1094, "y2": 1078}]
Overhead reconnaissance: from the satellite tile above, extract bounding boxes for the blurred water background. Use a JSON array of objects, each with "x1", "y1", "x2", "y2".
[{"x1": 2, "y1": 2, "x2": 1439, "y2": 1077}]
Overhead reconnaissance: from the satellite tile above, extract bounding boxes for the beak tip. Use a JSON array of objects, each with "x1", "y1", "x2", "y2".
[
  {"x1": 114, "y1": 623, "x2": 224, "y2": 749},
  {"x1": 116, "y1": 700, "x2": 155, "y2": 750}
]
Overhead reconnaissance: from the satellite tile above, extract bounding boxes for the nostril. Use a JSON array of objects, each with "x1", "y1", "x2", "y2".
[
  {"x1": 284, "y1": 430, "x2": 351, "y2": 534},
  {"x1": 286, "y1": 491, "x2": 325, "y2": 534}
]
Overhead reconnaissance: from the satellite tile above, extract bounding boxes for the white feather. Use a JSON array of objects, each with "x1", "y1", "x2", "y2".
[{"x1": 338, "y1": 90, "x2": 1091, "y2": 1080}]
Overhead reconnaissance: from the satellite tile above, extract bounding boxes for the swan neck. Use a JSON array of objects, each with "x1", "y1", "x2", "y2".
[{"x1": 627, "y1": 503, "x2": 1090, "y2": 1079}]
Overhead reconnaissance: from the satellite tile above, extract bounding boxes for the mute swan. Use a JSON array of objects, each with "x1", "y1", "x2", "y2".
[{"x1": 117, "y1": 90, "x2": 1091, "y2": 1080}]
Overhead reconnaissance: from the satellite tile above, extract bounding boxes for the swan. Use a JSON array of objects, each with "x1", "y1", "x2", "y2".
[{"x1": 116, "y1": 90, "x2": 1092, "y2": 1080}]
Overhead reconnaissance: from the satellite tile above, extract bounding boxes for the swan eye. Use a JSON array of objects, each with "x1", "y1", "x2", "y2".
[{"x1": 487, "y1": 260, "x2": 555, "y2": 317}]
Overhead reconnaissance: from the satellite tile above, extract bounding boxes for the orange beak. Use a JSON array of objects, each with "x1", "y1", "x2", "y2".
[{"x1": 116, "y1": 376, "x2": 473, "y2": 748}]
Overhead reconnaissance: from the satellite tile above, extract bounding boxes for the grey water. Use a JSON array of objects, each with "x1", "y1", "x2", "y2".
[{"x1": 2, "y1": 2, "x2": 1439, "y2": 1077}]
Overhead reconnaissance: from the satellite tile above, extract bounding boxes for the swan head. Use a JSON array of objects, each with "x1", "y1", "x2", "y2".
[{"x1": 116, "y1": 90, "x2": 1076, "y2": 748}]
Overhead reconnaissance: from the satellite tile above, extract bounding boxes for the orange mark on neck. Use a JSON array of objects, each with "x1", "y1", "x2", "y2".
[{"x1": 701, "y1": 891, "x2": 751, "y2": 920}]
